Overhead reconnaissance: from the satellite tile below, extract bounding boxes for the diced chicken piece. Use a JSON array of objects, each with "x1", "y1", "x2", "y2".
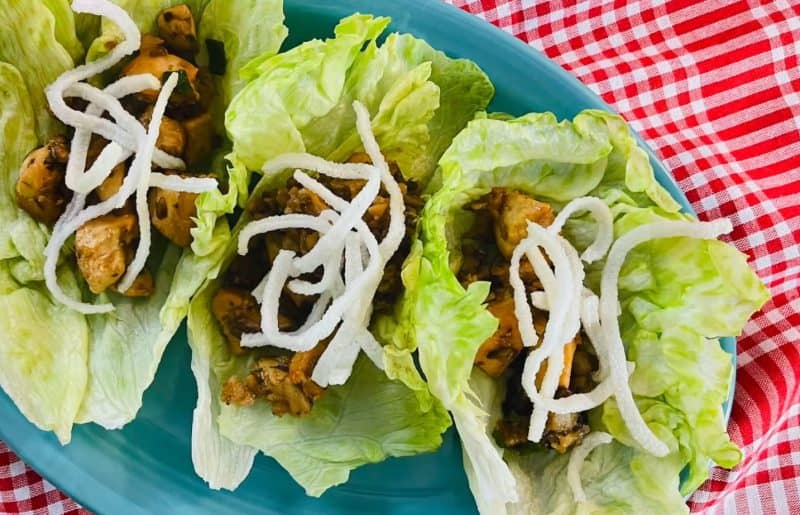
[
  {"x1": 157, "y1": 116, "x2": 186, "y2": 157},
  {"x1": 487, "y1": 188, "x2": 555, "y2": 258},
  {"x1": 86, "y1": 136, "x2": 128, "y2": 202},
  {"x1": 148, "y1": 180, "x2": 198, "y2": 247},
  {"x1": 140, "y1": 34, "x2": 166, "y2": 55},
  {"x1": 181, "y1": 112, "x2": 215, "y2": 167},
  {"x1": 570, "y1": 347, "x2": 599, "y2": 394},
  {"x1": 289, "y1": 342, "x2": 328, "y2": 401},
  {"x1": 247, "y1": 357, "x2": 317, "y2": 417},
  {"x1": 157, "y1": 5, "x2": 198, "y2": 56},
  {"x1": 494, "y1": 417, "x2": 531, "y2": 449},
  {"x1": 211, "y1": 288, "x2": 262, "y2": 355},
  {"x1": 474, "y1": 296, "x2": 524, "y2": 377},
  {"x1": 559, "y1": 336, "x2": 579, "y2": 388},
  {"x1": 94, "y1": 163, "x2": 126, "y2": 202},
  {"x1": 285, "y1": 186, "x2": 328, "y2": 216},
  {"x1": 221, "y1": 376, "x2": 255, "y2": 407},
  {"x1": 15, "y1": 136, "x2": 71, "y2": 225},
  {"x1": 365, "y1": 195, "x2": 390, "y2": 236},
  {"x1": 301, "y1": 376, "x2": 326, "y2": 401},
  {"x1": 75, "y1": 213, "x2": 138, "y2": 294},
  {"x1": 114, "y1": 270, "x2": 154, "y2": 297},
  {"x1": 219, "y1": 342, "x2": 327, "y2": 416},
  {"x1": 543, "y1": 410, "x2": 590, "y2": 454},
  {"x1": 141, "y1": 107, "x2": 186, "y2": 157},
  {"x1": 122, "y1": 51, "x2": 199, "y2": 106},
  {"x1": 288, "y1": 342, "x2": 327, "y2": 386},
  {"x1": 347, "y1": 152, "x2": 372, "y2": 164},
  {"x1": 326, "y1": 177, "x2": 366, "y2": 201}
]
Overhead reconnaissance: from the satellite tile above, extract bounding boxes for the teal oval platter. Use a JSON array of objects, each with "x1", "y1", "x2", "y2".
[{"x1": 0, "y1": 1, "x2": 736, "y2": 514}]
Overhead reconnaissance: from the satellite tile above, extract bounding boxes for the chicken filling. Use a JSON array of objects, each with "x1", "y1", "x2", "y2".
[
  {"x1": 458, "y1": 188, "x2": 598, "y2": 453},
  {"x1": 215, "y1": 154, "x2": 422, "y2": 417},
  {"x1": 15, "y1": 5, "x2": 217, "y2": 297}
]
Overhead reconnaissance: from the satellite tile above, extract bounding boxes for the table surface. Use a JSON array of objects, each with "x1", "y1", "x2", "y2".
[{"x1": 2, "y1": 1, "x2": 799, "y2": 514}]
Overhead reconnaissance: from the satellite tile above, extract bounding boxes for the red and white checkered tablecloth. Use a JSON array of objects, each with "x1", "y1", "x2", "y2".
[{"x1": 2, "y1": 1, "x2": 798, "y2": 514}]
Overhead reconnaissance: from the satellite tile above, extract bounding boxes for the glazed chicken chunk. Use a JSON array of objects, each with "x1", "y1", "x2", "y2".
[
  {"x1": 474, "y1": 295, "x2": 525, "y2": 377},
  {"x1": 148, "y1": 180, "x2": 199, "y2": 247},
  {"x1": 221, "y1": 343, "x2": 327, "y2": 417},
  {"x1": 486, "y1": 188, "x2": 555, "y2": 258},
  {"x1": 157, "y1": 4, "x2": 198, "y2": 56},
  {"x1": 122, "y1": 40, "x2": 199, "y2": 107},
  {"x1": 211, "y1": 288, "x2": 263, "y2": 355},
  {"x1": 114, "y1": 270, "x2": 154, "y2": 297},
  {"x1": 141, "y1": 106, "x2": 186, "y2": 157},
  {"x1": 181, "y1": 112, "x2": 215, "y2": 167},
  {"x1": 75, "y1": 213, "x2": 138, "y2": 294},
  {"x1": 15, "y1": 136, "x2": 71, "y2": 225}
]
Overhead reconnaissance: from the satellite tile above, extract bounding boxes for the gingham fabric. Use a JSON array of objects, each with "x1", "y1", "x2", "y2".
[{"x1": 1, "y1": 1, "x2": 798, "y2": 513}]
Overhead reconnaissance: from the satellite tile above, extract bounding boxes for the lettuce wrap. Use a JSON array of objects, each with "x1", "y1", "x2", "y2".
[
  {"x1": 396, "y1": 111, "x2": 769, "y2": 513},
  {"x1": 0, "y1": 0, "x2": 287, "y2": 443},
  {"x1": 187, "y1": 14, "x2": 494, "y2": 494}
]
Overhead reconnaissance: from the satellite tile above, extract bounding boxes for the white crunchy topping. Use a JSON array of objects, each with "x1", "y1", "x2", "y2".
[
  {"x1": 236, "y1": 101, "x2": 405, "y2": 386},
  {"x1": 42, "y1": 0, "x2": 216, "y2": 313},
  {"x1": 509, "y1": 193, "x2": 733, "y2": 458},
  {"x1": 596, "y1": 217, "x2": 732, "y2": 457}
]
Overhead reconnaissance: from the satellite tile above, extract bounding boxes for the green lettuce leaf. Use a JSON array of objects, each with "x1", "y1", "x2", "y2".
[
  {"x1": 0, "y1": 265, "x2": 89, "y2": 445},
  {"x1": 0, "y1": 63, "x2": 50, "y2": 267},
  {"x1": 41, "y1": 0, "x2": 85, "y2": 63},
  {"x1": 187, "y1": 225, "x2": 450, "y2": 493},
  {"x1": 0, "y1": 63, "x2": 89, "y2": 445},
  {"x1": 596, "y1": 205, "x2": 768, "y2": 494},
  {"x1": 74, "y1": 229, "x2": 234, "y2": 429},
  {"x1": 436, "y1": 112, "x2": 613, "y2": 201},
  {"x1": 586, "y1": 109, "x2": 681, "y2": 212},
  {"x1": 0, "y1": 1, "x2": 74, "y2": 142},
  {"x1": 219, "y1": 354, "x2": 449, "y2": 496},
  {"x1": 196, "y1": 0, "x2": 288, "y2": 111},
  {"x1": 188, "y1": 280, "x2": 258, "y2": 490},
  {"x1": 187, "y1": 166, "x2": 451, "y2": 493},
  {"x1": 409, "y1": 109, "x2": 768, "y2": 513},
  {"x1": 614, "y1": 207, "x2": 770, "y2": 337},
  {"x1": 190, "y1": 153, "x2": 250, "y2": 256},
  {"x1": 226, "y1": 14, "x2": 493, "y2": 184},
  {"x1": 75, "y1": 242, "x2": 182, "y2": 427},
  {"x1": 74, "y1": 11, "x2": 101, "y2": 51},
  {"x1": 226, "y1": 14, "x2": 391, "y2": 170},
  {"x1": 505, "y1": 438, "x2": 688, "y2": 515}
]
